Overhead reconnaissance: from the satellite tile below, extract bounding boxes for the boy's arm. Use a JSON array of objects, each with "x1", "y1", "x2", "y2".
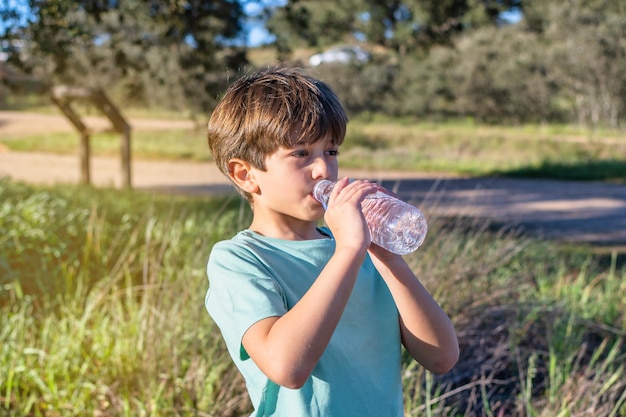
[
  {"x1": 368, "y1": 246, "x2": 459, "y2": 374},
  {"x1": 242, "y1": 179, "x2": 377, "y2": 389}
]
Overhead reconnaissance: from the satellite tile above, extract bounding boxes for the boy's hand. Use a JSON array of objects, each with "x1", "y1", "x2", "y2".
[{"x1": 323, "y1": 178, "x2": 377, "y2": 253}]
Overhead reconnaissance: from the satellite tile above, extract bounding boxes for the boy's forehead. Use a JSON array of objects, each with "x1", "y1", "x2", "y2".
[{"x1": 290, "y1": 133, "x2": 338, "y2": 146}]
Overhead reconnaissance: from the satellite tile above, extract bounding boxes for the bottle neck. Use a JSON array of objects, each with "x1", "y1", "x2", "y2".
[{"x1": 313, "y1": 179, "x2": 334, "y2": 210}]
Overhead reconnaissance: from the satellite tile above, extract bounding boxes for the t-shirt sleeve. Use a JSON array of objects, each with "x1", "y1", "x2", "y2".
[{"x1": 205, "y1": 240, "x2": 287, "y2": 361}]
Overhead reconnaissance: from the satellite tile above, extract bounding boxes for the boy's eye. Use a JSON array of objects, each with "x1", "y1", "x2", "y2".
[
  {"x1": 292, "y1": 149, "x2": 309, "y2": 158},
  {"x1": 326, "y1": 149, "x2": 339, "y2": 156}
]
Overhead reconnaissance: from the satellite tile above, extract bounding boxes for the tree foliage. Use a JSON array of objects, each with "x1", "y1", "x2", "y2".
[
  {"x1": 267, "y1": 0, "x2": 523, "y2": 55},
  {"x1": 297, "y1": 0, "x2": 626, "y2": 128},
  {"x1": 539, "y1": 0, "x2": 626, "y2": 127},
  {"x1": 2, "y1": 0, "x2": 626, "y2": 128},
  {"x1": 0, "y1": 0, "x2": 249, "y2": 113}
]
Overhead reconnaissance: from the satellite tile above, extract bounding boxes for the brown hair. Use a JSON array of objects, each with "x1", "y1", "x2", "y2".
[{"x1": 207, "y1": 64, "x2": 348, "y2": 201}]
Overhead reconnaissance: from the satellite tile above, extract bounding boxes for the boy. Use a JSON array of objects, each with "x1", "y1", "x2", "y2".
[{"x1": 205, "y1": 65, "x2": 458, "y2": 417}]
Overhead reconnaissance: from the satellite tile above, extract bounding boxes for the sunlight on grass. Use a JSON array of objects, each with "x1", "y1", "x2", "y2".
[
  {"x1": 1, "y1": 179, "x2": 624, "y2": 416},
  {"x1": 2, "y1": 117, "x2": 624, "y2": 181},
  {"x1": 2, "y1": 129, "x2": 212, "y2": 161},
  {"x1": 341, "y1": 119, "x2": 626, "y2": 179}
]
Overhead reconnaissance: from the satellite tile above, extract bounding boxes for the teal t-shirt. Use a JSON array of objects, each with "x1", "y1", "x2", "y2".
[{"x1": 205, "y1": 228, "x2": 403, "y2": 417}]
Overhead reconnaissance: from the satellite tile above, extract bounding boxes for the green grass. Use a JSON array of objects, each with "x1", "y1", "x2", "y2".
[
  {"x1": 1, "y1": 179, "x2": 624, "y2": 416},
  {"x1": 340, "y1": 118, "x2": 626, "y2": 182},
  {"x1": 2, "y1": 114, "x2": 624, "y2": 181},
  {"x1": 1, "y1": 129, "x2": 212, "y2": 162}
]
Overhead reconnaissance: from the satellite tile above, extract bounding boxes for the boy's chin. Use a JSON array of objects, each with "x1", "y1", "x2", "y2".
[{"x1": 302, "y1": 212, "x2": 325, "y2": 223}]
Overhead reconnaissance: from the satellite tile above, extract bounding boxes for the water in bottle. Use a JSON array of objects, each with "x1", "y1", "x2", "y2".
[{"x1": 313, "y1": 179, "x2": 428, "y2": 255}]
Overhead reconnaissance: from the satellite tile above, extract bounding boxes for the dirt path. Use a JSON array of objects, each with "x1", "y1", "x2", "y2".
[{"x1": 1, "y1": 111, "x2": 625, "y2": 248}]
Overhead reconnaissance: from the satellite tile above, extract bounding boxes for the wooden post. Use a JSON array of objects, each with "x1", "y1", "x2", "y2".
[
  {"x1": 50, "y1": 86, "x2": 132, "y2": 188},
  {"x1": 91, "y1": 89, "x2": 132, "y2": 188},
  {"x1": 80, "y1": 132, "x2": 90, "y2": 184},
  {"x1": 121, "y1": 129, "x2": 131, "y2": 188}
]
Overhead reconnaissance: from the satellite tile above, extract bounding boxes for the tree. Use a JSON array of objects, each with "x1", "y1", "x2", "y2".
[
  {"x1": 0, "y1": 0, "x2": 250, "y2": 113},
  {"x1": 266, "y1": 0, "x2": 358, "y2": 53},
  {"x1": 539, "y1": 0, "x2": 626, "y2": 127},
  {"x1": 266, "y1": 0, "x2": 524, "y2": 56}
]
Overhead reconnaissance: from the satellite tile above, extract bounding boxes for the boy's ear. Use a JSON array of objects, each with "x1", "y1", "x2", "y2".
[{"x1": 228, "y1": 158, "x2": 259, "y2": 194}]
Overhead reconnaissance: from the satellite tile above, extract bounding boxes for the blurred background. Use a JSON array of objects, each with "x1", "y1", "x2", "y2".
[{"x1": 1, "y1": 0, "x2": 625, "y2": 129}]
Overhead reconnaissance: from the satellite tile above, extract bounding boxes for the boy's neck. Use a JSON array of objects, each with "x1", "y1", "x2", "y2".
[{"x1": 249, "y1": 220, "x2": 326, "y2": 241}]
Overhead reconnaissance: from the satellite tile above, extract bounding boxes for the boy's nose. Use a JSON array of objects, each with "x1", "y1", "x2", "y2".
[{"x1": 312, "y1": 157, "x2": 332, "y2": 179}]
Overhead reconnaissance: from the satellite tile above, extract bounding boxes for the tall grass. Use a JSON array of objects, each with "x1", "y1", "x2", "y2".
[
  {"x1": 1, "y1": 179, "x2": 251, "y2": 416},
  {"x1": 1, "y1": 178, "x2": 624, "y2": 416}
]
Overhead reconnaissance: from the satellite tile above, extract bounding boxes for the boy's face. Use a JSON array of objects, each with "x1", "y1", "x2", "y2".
[{"x1": 248, "y1": 135, "x2": 339, "y2": 237}]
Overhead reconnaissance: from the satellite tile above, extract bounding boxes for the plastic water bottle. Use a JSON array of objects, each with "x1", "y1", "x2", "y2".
[{"x1": 313, "y1": 179, "x2": 428, "y2": 255}]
